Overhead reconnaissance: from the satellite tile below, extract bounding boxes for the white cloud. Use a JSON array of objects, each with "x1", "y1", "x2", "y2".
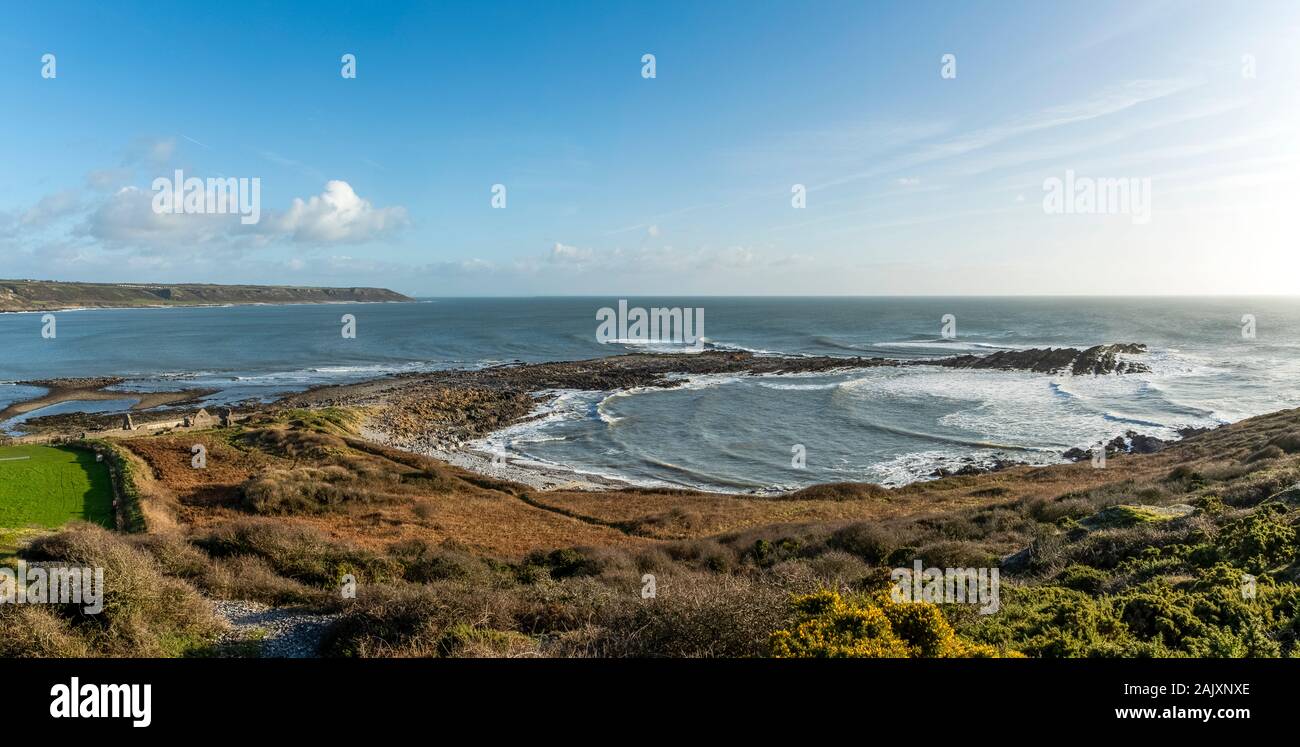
[
  {"x1": 82, "y1": 186, "x2": 230, "y2": 246},
  {"x1": 264, "y1": 180, "x2": 408, "y2": 243},
  {"x1": 18, "y1": 189, "x2": 82, "y2": 228},
  {"x1": 548, "y1": 242, "x2": 593, "y2": 263},
  {"x1": 77, "y1": 179, "x2": 407, "y2": 250},
  {"x1": 813, "y1": 78, "x2": 1199, "y2": 191}
]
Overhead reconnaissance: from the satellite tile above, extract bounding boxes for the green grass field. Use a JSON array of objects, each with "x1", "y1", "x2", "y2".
[{"x1": 0, "y1": 445, "x2": 114, "y2": 553}]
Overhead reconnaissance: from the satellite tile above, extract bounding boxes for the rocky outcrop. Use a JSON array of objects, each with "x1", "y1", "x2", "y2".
[
  {"x1": 928, "y1": 343, "x2": 1149, "y2": 375},
  {"x1": 1063, "y1": 428, "x2": 1195, "y2": 462},
  {"x1": 929, "y1": 456, "x2": 1028, "y2": 478}
]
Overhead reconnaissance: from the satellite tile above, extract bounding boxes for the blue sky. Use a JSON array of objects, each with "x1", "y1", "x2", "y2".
[{"x1": 2, "y1": 1, "x2": 1298, "y2": 295}]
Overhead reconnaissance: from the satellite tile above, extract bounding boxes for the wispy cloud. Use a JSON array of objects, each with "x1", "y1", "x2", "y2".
[{"x1": 811, "y1": 79, "x2": 1200, "y2": 192}]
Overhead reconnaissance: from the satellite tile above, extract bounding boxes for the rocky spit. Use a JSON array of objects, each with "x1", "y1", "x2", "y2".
[
  {"x1": 928, "y1": 343, "x2": 1150, "y2": 375},
  {"x1": 211, "y1": 600, "x2": 339, "y2": 658},
  {"x1": 277, "y1": 344, "x2": 1152, "y2": 490}
]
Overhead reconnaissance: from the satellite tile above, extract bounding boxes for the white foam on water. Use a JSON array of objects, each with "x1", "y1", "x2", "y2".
[{"x1": 873, "y1": 339, "x2": 1023, "y2": 353}]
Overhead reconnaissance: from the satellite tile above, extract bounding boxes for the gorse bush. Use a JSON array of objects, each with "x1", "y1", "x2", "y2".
[
  {"x1": 770, "y1": 590, "x2": 1011, "y2": 658},
  {"x1": 960, "y1": 579, "x2": 1300, "y2": 658},
  {"x1": 1216, "y1": 509, "x2": 1295, "y2": 573}
]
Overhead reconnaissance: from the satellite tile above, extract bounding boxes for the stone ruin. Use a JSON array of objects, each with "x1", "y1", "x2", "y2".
[
  {"x1": 121, "y1": 413, "x2": 134, "y2": 431},
  {"x1": 182, "y1": 408, "x2": 215, "y2": 428}
]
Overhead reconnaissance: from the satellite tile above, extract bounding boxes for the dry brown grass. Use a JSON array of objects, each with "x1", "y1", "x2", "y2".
[
  {"x1": 107, "y1": 405, "x2": 1300, "y2": 565},
  {"x1": 10, "y1": 403, "x2": 1300, "y2": 658},
  {"x1": 15, "y1": 523, "x2": 224, "y2": 656},
  {"x1": 120, "y1": 427, "x2": 646, "y2": 559}
]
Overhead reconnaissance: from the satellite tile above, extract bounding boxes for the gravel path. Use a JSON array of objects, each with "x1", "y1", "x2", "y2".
[{"x1": 212, "y1": 600, "x2": 340, "y2": 658}]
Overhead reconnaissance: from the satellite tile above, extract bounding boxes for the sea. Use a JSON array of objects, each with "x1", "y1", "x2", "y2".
[{"x1": 3, "y1": 297, "x2": 1299, "y2": 492}]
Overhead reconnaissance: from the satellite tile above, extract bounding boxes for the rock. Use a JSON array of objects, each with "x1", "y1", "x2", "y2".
[
  {"x1": 211, "y1": 600, "x2": 340, "y2": 658},
  {"x1": 1001, "y1": 546, "x2": 1034, "y2": 573},
  {"x1": 930, "y1": 456, "x2": 1026, "y2": 478},
  {"x1": 930, "y1": 343, "x2": 1149, "y2": 375},
  {"x1": 1127, "y1": 432, "x2": 1168, "y2": 454}
]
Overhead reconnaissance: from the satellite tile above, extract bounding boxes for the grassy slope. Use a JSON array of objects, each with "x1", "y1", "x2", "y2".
[
  {"x1": 0, "y1": 444, "x2": 114, "y2": 555},
  {"x1": 5, "y1": 405, "x2": 1300, "y2": 657}
]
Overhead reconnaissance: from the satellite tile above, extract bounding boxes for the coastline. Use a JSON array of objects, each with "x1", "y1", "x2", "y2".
[
  {"x1": 296, "y1": 345, "x2": 1163, "y2": 493},
  {"x1": 5, "y1": 344, "x2": 1193, "y2": 491},
  {"x1": 0, "y1": 299, "x2": 417, "y2": 315},
  {"x1": 0, "y1": 279, "x2": 413, "y2": 314},
  {"x1": 358, "y1": 423, "x2": 630, "y2": 491}
]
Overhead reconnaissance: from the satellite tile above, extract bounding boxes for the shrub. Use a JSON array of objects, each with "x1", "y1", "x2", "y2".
[
  {"x1": 1057, "y1": 564, "x2": 1108, "y2": 594},
  {"x1": 391, "y1": 539, "x2": 495, "y2": 584},
  {"x1": 575, "y1": 573, "x2": 791, "y2": 658},
  {"x1": 1027, "y1": 497, "x2": 1094, "y2": 524},
  {"x1": 805, "y1": 551, "x2": 871, "y2": 584},
  {"x1": 1268, "y1": 432, "x2": 1300, "y2": 454},
  {"x1": 1247, "y1": 446, "x2": 1285, "y2": 463},
  {"x1": 912, "y1": 540, "x2": 997, "y2": 569},
  {"x1": 201, "y1": 555, "x2": 322, "y2": 606},
  {"x1": 1119, "y1": 590, "x2": 1206, "y2": 646},
  {"x1": 523, "y1": 547, "x2": 603, "y2": 579},
  {"x1": 1216, "y1": 511, "x2": 1296, "y2": 573},
  {"x1": 197, "y1": 519, "x2": 396, "y2": 586},
  {"x1": 785, "y1": 483, "x2": 890, "y2": 502},
  {"x1": 437, "y1": 624, "x2": 538, "y2": 657},
  {"x1": 663, "y1": 539, "x2": 736, "y2": 573},
  {"x1": 0, "y1": 605, "x2": 91, "y2": 657},
  {"x1": 21, "y1": 524, "x2": 222, "y2": 656},
  {"x1": 770, "y1": 590, "x2": 1011, "y2": 658},
  {"x1": 745, "y1": 537, "x2": 805, "y2": 568},
  {"x1": 321, "y1": 582, "x2": 516, "y2": 658},
  {"x1": 241, "y1": 466, "x2": 391, "y2": 514},
  {"x1": 828, "y1": 523, "x2": 900, "y2": 565}
]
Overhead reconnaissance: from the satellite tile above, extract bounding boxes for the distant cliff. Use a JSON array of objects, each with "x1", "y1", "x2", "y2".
[{"x1": 0, "y1": 280, "x2": 412, "y2": 312}]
